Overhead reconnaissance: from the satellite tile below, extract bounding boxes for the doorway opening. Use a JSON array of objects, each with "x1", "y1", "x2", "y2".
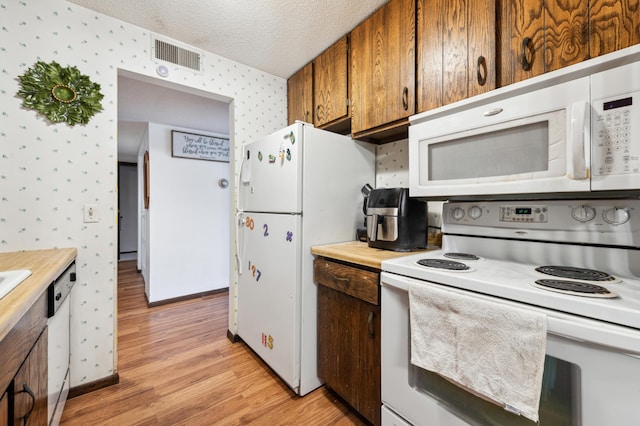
[{"x1": 116, "y1": 69, "x2": 233, "y2": 305}]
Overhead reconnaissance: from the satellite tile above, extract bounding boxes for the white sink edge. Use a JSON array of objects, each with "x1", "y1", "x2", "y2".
[{"x1": 0, "y1": 269, "x2": 33, "y2": 300}]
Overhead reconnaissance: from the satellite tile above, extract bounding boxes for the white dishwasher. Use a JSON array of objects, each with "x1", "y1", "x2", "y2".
[{"x1": 47, "y1": 261, "x2": 75, "y2": 426}]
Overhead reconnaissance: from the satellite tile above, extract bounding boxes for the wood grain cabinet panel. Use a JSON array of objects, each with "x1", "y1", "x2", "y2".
[
  {"x1": 544, "y1": 0, "x2": 589, "y2": 72},
  {"x1": 315, "y1": 258, "x2": 381, "y2": 426},
  {"x1": 13, "y1": 329, "x2": 48, "y2": 426},
  {"x1": 0, "y1": 391, "x2": 8, "y2": 426},
  {"x1": 287, "y1": 63, "x2": 313, "y2": 125},
  {"x1": 417, "y1": 0, "x2": 495, "y2": 112},
  {"x1": 350, "y1": 0, "x2": 415, "y2": 139},
  {"x1": 499, "y1": 0, "x2": 546, "y2": 86},
  {"x1": 590, "y1": 0, "x2": 640, "y2": 57},
  {"x1": 498, "y1": 0, "x2": 639, "y2": 86},
  {"x1": 313, "y1": 36, "x2": 349, "y2": 129}
]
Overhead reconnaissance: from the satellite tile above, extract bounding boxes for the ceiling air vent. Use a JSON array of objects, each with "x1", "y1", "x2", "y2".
[{"x1": 152, "y1": 37, "x2": 202, "y2": 72}]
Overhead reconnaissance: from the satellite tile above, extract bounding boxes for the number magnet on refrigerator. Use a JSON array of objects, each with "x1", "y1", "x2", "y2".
[
  {"x1": 258, "y1": 151, "x2": 263, "y2": 162},
  {"x1": 268, "y1": 154, "x2": 276, "y2": 164},
  {"x1": 286, "y1": 231, "x2": 293, "y2": 242}
]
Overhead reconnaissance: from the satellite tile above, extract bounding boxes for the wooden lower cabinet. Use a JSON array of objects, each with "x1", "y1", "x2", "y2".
[
  {"x1": 315, "y1": 258, "x2": 381, "y2": 426},
  {"x1": 13, "y1": 328, "x2": 48, "y2": 426},
  {"x1": 0, "y1": 390, "x2": 8, "y2": 426}
]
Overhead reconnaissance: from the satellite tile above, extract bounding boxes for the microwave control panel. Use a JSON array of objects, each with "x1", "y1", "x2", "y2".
[{"x1": 592, "y1": 90, "x2": 639, "y2": 176}]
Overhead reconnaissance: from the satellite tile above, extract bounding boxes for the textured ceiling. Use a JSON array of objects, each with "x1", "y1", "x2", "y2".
[{"x1": 66, "y1": 0, "x2": 388, "y2": 78}]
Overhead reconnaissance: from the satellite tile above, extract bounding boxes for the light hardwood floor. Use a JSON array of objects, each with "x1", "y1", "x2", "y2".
[{"x1": 61, "y1": 260, "x2": 367, "y2": 425}]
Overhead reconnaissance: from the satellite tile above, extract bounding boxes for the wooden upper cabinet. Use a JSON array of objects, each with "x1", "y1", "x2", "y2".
[
  {"x1": 350, "y1": 0, "x2": 415, "y2": 139},
  {"x1": 417, "y1": 0, "x2": 495, "y2": 112},
  {"x1": 499, "y1": 0, "x2": 545, "y2": 86},
  {"x1": 499, "y1": 0, "x2": 589, "y2": 86},
  {"x1": 544, "y1": 0, "x2": 589, "y2": 72},
  {"x1": 590, "y1": 0, "x2": 640, "y2": 58},
  {"x1": 313, "y1": 36, "x2": 349, "y2": 128},
  {"x1": 287, "y1": 63, "x2": 313, "y2": 125}
]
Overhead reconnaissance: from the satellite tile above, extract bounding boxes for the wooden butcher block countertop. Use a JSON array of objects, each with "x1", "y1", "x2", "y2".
[
  {"x1": 311, "y1": 240, "x2": 434, "y2": 270},
  {"x1": 0, "y1": 248, "x2": 77, "y2": 342}
]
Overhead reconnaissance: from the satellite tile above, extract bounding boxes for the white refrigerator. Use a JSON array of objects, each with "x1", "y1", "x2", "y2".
[{"x1": 236, "y1": 122, "x2": 375, "y2": 395}]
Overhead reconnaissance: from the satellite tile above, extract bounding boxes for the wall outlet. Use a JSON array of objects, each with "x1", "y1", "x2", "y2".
[{"x1": 84, "y1": 204, "x2": 100, "y2": 223}]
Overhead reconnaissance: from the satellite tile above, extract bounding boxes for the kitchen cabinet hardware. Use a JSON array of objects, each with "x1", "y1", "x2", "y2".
[
  {"x1": 402, "y1": 87, "x2": 409, "y2": 111},
  {"x1": 483, "y1": 107, "x2": 503, "y2": 117},
  {"x1": 16, "y1": 383, "x2": 35, "y2": 424},
  {"x1": 521, "y1": 37, "x2": 533, "y2": 71},
  {"x1": 330, "y1": 274, "x2": 350, "y2": 285},
  {"x1": 477, "y1": 56, "x2": 487, "y2": 86},
  {"x1": 367, "y1": 311, "x2": 375, "y2": 337}
]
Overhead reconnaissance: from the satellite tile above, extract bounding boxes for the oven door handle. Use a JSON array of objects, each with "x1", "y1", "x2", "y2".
[
  {"x1": 567, "y1": 101, "x2": 588, "y2": 180},
  {"x1": 548, "y1": 316, "x2": 640, "y2": 357}
]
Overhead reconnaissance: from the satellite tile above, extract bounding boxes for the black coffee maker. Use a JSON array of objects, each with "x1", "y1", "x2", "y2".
[{"x1": 365, "y1": 187, "x2": 428, "y2": 251}]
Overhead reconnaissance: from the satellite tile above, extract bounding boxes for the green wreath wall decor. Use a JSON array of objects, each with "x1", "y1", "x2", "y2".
[{"x1": 17, "y1": 61, "x2": 104, "y2": 126}]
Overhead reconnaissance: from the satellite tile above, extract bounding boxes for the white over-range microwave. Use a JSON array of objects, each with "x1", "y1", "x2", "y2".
[{"x1": 409, "y1": 46, "x2": 640, "y2": 199}]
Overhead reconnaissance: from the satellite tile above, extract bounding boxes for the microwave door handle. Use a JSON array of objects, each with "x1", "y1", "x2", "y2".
[{"x1": 568, "y1": 101, "x2": 589, "y2": 180}]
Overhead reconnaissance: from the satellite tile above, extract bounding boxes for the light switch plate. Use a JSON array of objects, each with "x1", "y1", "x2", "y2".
[{"x1": 83, "y1": 204, "x2": 100, "y2": 223}]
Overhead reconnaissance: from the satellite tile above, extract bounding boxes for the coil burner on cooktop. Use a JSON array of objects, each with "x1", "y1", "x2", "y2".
[
  {"x1": 533, "y1": 279, "x2": 618, "y2": 298},
  {"x1": 443, "y1": 252, "x2": 480, "y2": 261},
  {"x1": 535, "y1": 266, "x2": 621, "y2": 283},
  {"x1": 417, "y1": 258, "x2": 470, "y2": 271}
]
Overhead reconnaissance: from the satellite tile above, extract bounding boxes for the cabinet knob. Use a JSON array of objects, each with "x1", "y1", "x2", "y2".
[
  {"x1": 477, "y1": 56, "x2": 487, "y2": 86},
  {"x1": 521, "y1": 37, "x2": 533, "y2": 71}
]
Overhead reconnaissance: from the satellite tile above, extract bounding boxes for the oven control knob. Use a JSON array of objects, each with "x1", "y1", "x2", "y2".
[
  {"x1": 451, "y1": 207, "x2": 465, "y2": 221},
  {"x1": 468, "y1": 206, "x2": 483, "y2": 220},
  {"x1": 571, "y1": 205, "x2": 596, "y2": 223},
  {"x1": 603, "y1": 207, "x2": 630, "y2": 225}
]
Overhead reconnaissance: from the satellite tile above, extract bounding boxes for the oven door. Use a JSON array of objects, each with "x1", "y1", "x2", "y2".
[
  {"x1": 381, "y1": 272, "x2": 640, "y2": 426},
  {"x1": 408, "y1": 77, "x2": 590, "y2": 199}
]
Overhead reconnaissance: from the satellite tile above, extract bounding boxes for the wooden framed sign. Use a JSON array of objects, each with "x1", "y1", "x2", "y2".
[{"x1": 171, "y1": 130, "x2": 230, "y2": 162}]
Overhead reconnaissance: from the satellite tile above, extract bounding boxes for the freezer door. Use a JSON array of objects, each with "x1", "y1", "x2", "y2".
[
  {"x1": 238, "y1": 124, "x2": 302, "y2": 213},
  {"x1": 237, "y1": 212, "x2": 302, "y2": 392}
]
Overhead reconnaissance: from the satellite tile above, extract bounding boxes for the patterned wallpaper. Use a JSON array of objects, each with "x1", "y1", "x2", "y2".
[
  {"x1": 1, "y1": 0, "x2": 287, "y2": 387},
  {"x1": 376, "y1": 138, "x2": 409, "y2": 188}
]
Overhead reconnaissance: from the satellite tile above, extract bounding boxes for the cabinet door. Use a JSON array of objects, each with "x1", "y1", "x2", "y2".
[
  {"x1": 417, "y1": 0, "x2": 495, "y2": 112},
  {"x1": 499, "y1": 0, "x2": 545, "y2": 86},
  {"x1": 500, "y1": 0, "x2": 589, "y2": 86},
  {"x1": 358, "y1": 301, "x2": 381, "y2": 426},
  {"x1": 590, "y1": 0, "x2": 640, "y2": 57},
  {"x1": 287, "y1": 63, "x2": 313, "y2": 125},
  {"x1": 13, "y1": 329, "x2": 48, "y2": 426},
  {"x1": 467, "y1": 0, "x2": 496, "y2": 98},
  {"x1": 313, "y1": 36, "x2": 349, "y2": 127},
  {"x1": 0, "y1": 391, "x2": 8, "y2": 426},
  {"x1": 350, "y1": 0, "x2": 415, "y2": 136},
  {"x1": 317, "y1": 285, "x2": 381, "y2": 425},
  {"x1": 544, "y1": 0, "x2": 588, "y2": 72}
]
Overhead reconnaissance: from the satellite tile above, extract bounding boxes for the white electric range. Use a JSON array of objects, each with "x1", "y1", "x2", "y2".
[{"x1": 380, "y1": 199, "x2": 640, "y2": 426}]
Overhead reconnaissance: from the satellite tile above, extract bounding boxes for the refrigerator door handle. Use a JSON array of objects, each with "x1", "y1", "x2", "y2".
[{"x1": 236, "y1": 212, "x2": 244, "y2": 275}]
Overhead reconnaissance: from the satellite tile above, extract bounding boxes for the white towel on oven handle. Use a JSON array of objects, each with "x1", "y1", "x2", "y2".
[{"x1": 408, "y1": 282, "x2": 548, "y2": 423}]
